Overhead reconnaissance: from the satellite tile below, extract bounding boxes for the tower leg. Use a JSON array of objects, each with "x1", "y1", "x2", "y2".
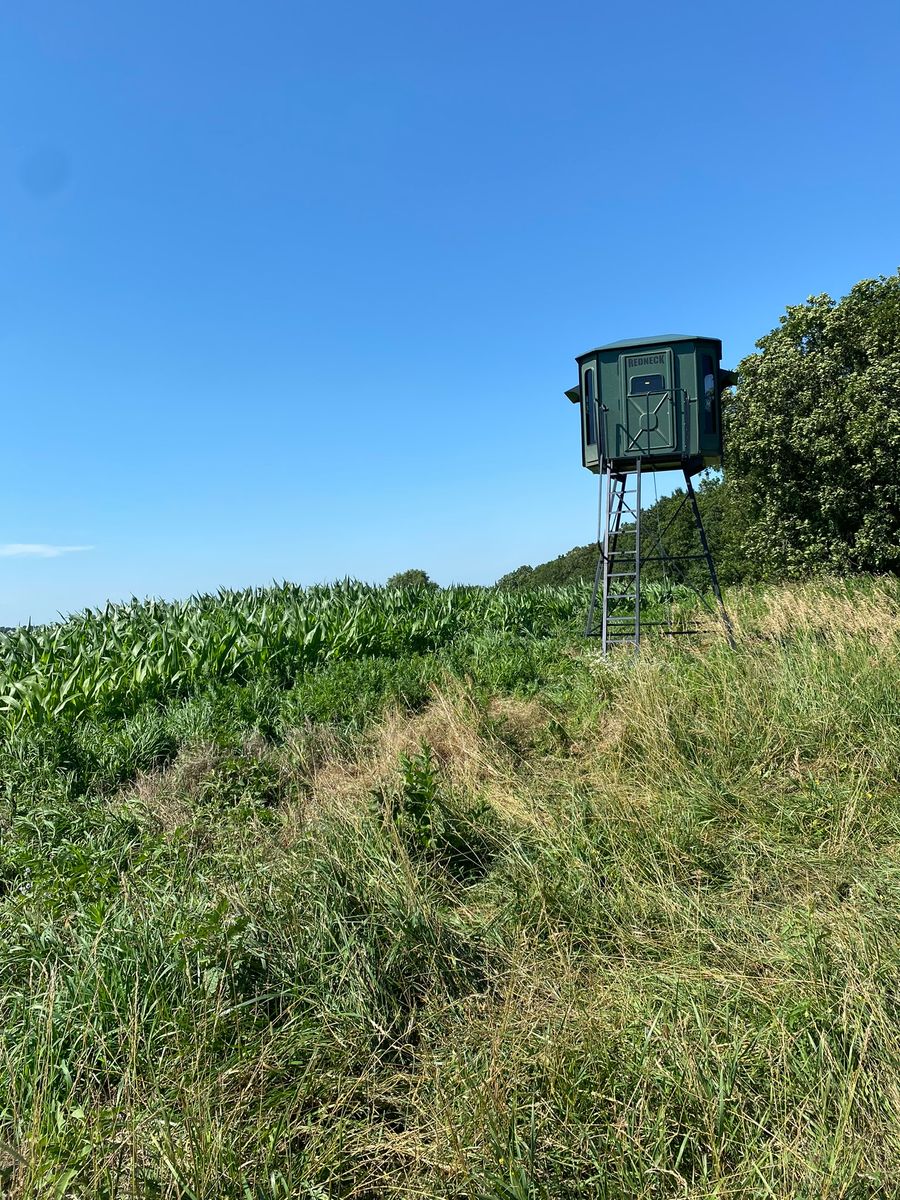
[
  {"x1": 683, "y1": 470, "x2": 736, "y2": 648},
  {"x1": 633, "y1": 458, "x2": 642, "y2": 654},
  {"x1": 584, "y1": 463, "x2": 609, "y2": 638}
]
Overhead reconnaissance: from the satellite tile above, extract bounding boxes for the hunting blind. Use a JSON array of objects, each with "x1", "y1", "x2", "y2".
[
  {"x1": 565, "y1": 334, "x2": 736, "y2": 653},
  {"x1": 565, "y1": 335, "x2": 735, "y2": 473}
]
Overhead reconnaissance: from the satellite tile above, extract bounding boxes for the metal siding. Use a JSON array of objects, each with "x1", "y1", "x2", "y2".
[
  {"x1": 600, "y1": 349, "x2": 626, "y2": 459},
  {"x1": 598, "y1": 354, "x2": 619, "y2": 464},
  {"x1": 674, "y1": 342, "x2": 697, "y2": 457}
]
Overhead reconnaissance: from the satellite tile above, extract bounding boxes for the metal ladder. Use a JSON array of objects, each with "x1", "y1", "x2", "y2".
[{"x1": 585, "y1": 460, "x2": 643, "y2": 652}]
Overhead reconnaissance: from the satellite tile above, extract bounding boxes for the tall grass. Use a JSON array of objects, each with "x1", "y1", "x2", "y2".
[{"x1": 1, "y1": 576, "x2": 898, "y2": 1196}]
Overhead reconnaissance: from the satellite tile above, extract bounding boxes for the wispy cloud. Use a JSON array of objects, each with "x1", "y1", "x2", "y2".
[{"x1": 0, "y1": 544, "x2": 94, "y2": 559}]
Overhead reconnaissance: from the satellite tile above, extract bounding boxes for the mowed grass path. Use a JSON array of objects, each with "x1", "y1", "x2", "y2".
[{"x1": 2, "y1": 577, "x2": 900, "y2": 1197}]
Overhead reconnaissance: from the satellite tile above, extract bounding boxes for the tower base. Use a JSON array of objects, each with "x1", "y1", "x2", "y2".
[{"x1": 584, "y1": 460, "x2": 735, "y2": 654}]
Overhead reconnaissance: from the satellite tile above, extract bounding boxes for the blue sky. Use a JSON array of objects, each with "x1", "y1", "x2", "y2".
[{"x1": 2, "y1": 0, "x2": 899, "y2": 624}]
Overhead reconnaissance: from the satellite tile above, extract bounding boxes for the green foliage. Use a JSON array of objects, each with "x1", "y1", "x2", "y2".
[
  {"x1": 0, "y1": 582, "x2": 598, "y2": 825},
  {"x1": 498, "y1": 544, "x2": 599, "y2": 589},
  {"x1": 638, "y1": 474, "x2": 756, "y2": 587},
  {"x1": 386, "y1": 568, "x2": 437, "y2": 589},
  {"x1": 193, "y1": 752, "x2": 282, "y2": 810},
  {"x1": 499, "y1": 475, "x2": 752, "y2": 590},
  {"x1": 382, "y1": 742, "x2": 496, "y2": 881},
  {"x1": 726, "y1": 272, "x2": 900, "y2": 574},
  {"x1": 278, "y1": 654, "x2": 436, "y2": 729},
  {"x1": 395, "y1": 741, "x2": 444, "y2": 855}
]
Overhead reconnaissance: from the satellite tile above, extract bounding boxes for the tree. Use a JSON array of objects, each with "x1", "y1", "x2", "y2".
[
  {"x1": 386, "y1": 569, "x2": 437, "y2": 589},
  {"x1": 725, "y1": 273, "x2": 900, "y2": 575},
  {"x1": 496, "y1": 564, "x2": 536, "y2": 589}
]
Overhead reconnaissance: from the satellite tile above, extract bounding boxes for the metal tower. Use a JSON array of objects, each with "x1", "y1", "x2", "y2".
[{"x1": 584, "y1": 457, "x2": 735, "y2": 654}]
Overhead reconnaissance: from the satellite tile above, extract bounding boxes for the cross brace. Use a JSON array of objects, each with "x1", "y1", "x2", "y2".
[{"x1": 584, "y1": 459, "x2": 735, "y2": 655}]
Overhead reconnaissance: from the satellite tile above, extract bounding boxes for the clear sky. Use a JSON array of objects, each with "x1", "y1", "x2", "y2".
[{"x1": 2, "y1": 0, "x2": 899, "y2": 624}]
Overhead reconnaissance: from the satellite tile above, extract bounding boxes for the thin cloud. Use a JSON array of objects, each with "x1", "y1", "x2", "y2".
[{"x1": 0, "y1": 544, "x2": 94, "y2": 559}]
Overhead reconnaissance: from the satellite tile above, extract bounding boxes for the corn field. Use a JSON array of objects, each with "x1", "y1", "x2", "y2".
[
  {"x1": 0, "y1": 579, "x2": 692, "y2": 736},
  {"x1": 0, "y1": 583, "x2": 563, "y2": 733}
]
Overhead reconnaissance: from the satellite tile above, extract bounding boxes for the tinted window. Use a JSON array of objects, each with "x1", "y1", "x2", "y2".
[
  {"x1": 629, "y1": 373, "x2": 665, "y2": 396},
  {"x1": 702, "y1": 355, "x2": 717, "y2": 434},
  {"x1": 584, "y1": 368, "x2": 597, "y2": 445}
]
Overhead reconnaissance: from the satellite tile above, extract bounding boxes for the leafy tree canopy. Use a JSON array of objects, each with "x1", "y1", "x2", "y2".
[
  {"x1": 726, "y1": 273, "x2": 900, "y2": 574},
  {"x1": 386, "y1": 568, "x2": 437, "y2": 590}
]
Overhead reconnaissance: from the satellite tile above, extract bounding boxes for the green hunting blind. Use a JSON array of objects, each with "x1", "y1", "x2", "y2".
[
  {"x1": 564, "y1": 335, "x2": 736, "y2": 473},
  {"x1": 564, "y1": 334, "x2": 737, "y2": 654}
]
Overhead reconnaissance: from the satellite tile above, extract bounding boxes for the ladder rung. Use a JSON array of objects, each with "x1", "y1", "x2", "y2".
[{"x1": 604, "y1": 619, "x2": 708, "y2": 629}]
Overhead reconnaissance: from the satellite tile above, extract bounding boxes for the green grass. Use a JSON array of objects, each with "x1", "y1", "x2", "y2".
[{"x1": 2, "y1": 575, "x2": 900, "y2": 1196}]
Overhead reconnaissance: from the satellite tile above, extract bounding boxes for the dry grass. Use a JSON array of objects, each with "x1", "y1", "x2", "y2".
[{"x1": 734, "y1": 575, "x2": 900, "y2": 648}]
